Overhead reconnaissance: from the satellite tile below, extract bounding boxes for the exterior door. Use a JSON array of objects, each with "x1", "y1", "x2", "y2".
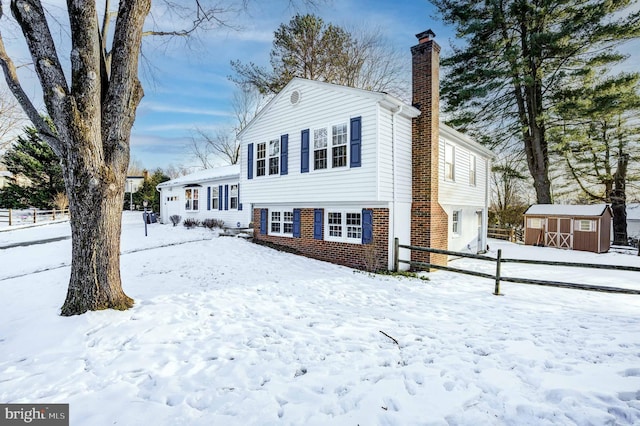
[{"x1": 545, "y1": 217, "x2": 573, "y2": 248}]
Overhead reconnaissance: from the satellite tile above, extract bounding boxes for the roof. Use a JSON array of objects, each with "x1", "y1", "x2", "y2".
[
  {"x1": 627, "y1": 203, "x2": 640, "y2": 221},
  {"x1": 524, "y1": 204, "x2": 611, "y2": 217},
  {"x1": 237, "y1": 77, "x2": 421, "y2": 140},
  {"x1": 156, "y1": 165, "x2": 239, "y2": 189}
]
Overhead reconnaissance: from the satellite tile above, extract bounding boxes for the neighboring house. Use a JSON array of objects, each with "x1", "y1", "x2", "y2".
[
  {"x1": 125, "y1": 175, "x2": 145, "y2": 194},
  {"x1": 523, "y1": 204, "x2": 612, "y2": 253},
  {"x1": 626, "y1": 203, "x2": 640, "y2": 240},
  {"x1": 237, "y1": 30, "x2": 493, "y2": 271},
  {"x1": 156, "y1": 165, "x2": 251, "y2": 228}
]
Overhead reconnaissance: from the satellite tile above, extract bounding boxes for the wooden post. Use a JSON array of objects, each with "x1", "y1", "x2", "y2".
[
  {"x1": 394, "y1": 238, "x2": 400, "y2": 272},
  {"x1": 493, "y1": 249, "x2": 502, "y2": 295},
  {"x1": 8, "y1": 209, "x2": 12, "y2": 226},
  {"x1": 33, "y1": 209, "x2": 37, "y2": 223},
  {"x1": 510, "y1": 228, "x2": 515, "y2": 242},
  {"x1": 52, "y1": 209, "x2": 56, "y2": 220}
]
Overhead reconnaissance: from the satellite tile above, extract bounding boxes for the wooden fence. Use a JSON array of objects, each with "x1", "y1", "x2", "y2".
[
  {"x1": 487, "y1": 226, "x2": 524, "y2": 242},
  {"x1": 0, "y1": 208, "x2": 69, "y2": 227},
  {"x1": 393, "y1": 238, "x2": 640, "y2": 296}
]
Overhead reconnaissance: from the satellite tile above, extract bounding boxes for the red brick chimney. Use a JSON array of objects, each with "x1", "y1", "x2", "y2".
[{"x1": 411, "y1": 29, "x2": 448, "y2": 267}]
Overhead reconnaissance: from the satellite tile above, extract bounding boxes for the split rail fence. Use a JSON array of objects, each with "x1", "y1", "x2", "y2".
[
  {"x1": 393, "y1": 238, "x2": 640, "y2": 296},
  {"x1": 0, "y1": 208, "x2": 70, "y2": 227}
]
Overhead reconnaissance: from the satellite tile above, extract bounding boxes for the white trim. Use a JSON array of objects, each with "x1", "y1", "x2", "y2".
[{"x1": 324, "y1": 209, "x2": 363, "y2": 244}]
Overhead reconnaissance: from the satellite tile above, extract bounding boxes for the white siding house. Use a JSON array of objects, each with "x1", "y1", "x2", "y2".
[
  {"x1": 439, "y1": 124, "x2": 494, "y2": 253},
  {"x1": 156, "y1": 165, "x2": 251, "y2": 228},
  {"x1": 626, "y1": 203, "x2": 640, "y2": 240}
]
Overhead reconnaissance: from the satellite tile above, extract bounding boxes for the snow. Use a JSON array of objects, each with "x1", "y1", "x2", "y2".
[
  {"x1": 524, "y1": 204, "x2": 610, "y2": 217},
  {"x1": 1, "y1": 212, "x2": 640, "y2": 425}
]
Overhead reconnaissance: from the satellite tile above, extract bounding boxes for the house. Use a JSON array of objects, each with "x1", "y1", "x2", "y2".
[
  {"x1": 236, "y1": 30, "x2": 493, "y2": 271},
  {"x1": 523, "y1": 204, "x2": 612, "y2": 253},
  {"x1": 0, "y1": 170, "x2": 11, "y2": 189},
  {"x1": 156, "y1": 165, "x2": 251, "y2": 228},
  {"x1": 625, "y1": 203, "x2": 640, "y2": 240}
]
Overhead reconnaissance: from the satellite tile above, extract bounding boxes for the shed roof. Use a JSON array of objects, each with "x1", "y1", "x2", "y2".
[
  {"x1": 156, "y1": 165, "x2": 239, "y2": 190},
  {"x1": 524, "y1": 204, "x2": 610, "y2": 217}
]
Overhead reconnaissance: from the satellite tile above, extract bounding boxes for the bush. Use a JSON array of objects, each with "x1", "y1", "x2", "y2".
[
  {"x1": 169, "y1": 215, "x2": 182, "y2": 227},
  {"x1": 183, "y1": 218, "x2": 200, "y2": 228},
  {"x1": 202, "y1": 218, "x2": 224, "y2": 229}
]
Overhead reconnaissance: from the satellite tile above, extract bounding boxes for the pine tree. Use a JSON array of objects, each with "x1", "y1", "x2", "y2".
[
  {"x1": 0, "y1": 127, "x2": 65, "y2": 208},
  {"x1": 429, "y1": 0, "x2": 640, "y2": 204}
]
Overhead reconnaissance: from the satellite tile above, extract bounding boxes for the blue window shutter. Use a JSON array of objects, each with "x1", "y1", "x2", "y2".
[
  {"x1": 301, "y1": 129, "x2": 309, "y2": 173},
  {"x1": 350, "y1": 116, "x2": 362, "y2": 168},
  {"x1": 224, "y1": 185, "x2": 229, "y2": 210},
  {"x1": 293, "y1": 209, "x2": 301, "y2": 238},
  {"x1": 207, "y1": 187, "x2": 211, "y2": 211},
  {"x1": 362, "y1": 209, "x2": 373, "y2": 244},
  {"x1": 247, "y1": 143, "x2": 254, "y2": 180},
  {"x1": 238, "y1": 185, "x2": 242, "y2": 210},
  {"x1": 281, "y1": 134, "x2": 288, "y2": 175},
  {"x1": 313, "y1": 209, "x2": 323, "y2": 240},
  {"x1": 218, "y1": 185, "x2": 223, "y2": 211},
  {"x1": 260, "y1": 209, "x2": 267, "y2": 235}
]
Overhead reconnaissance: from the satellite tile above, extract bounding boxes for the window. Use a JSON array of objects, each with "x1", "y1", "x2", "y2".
[
  {"x1": 469, "y1": 154, "x2": 476, "y2": 186},
  {"x1": 528, "y1": 218, "x2": 543, "y2": 229},
  {"x1": 185, "y1": 188, "x2": 199, "y2": 211},
  {"x1": 269, "y1": 210, "x2": 294, "y2": 236},
  {"x1": 283, "y1": 211, "x2": 294, "y2": 234},
  {"x1": 452, "y1": 210, "x2": 461, "y2": 235},
  {"x1": 210, "y1": 187, "x2": 219, "y2": 210},
  {"x1": 314, "y1": 128, "x2": 328, "y2": 170},
  {"x1": 269, "y1": 139, "x2": 280, "y2": 175},
  {"x1": 332, "y1": 124, "x2": 348, "y2": 168},
  {"x1": 230, "y1": 184, "x2": 238, "y2": 209},
  {"x1": 326, "y1": 211, "x2": 362, "y2": 243},
  {"x1": 256, "y1": 142, "x2": 266, "y2": 177},
  {"x1": 271, "y1": 211, "x2": 281, "y2": 233},
  {"x1": 166, "y1": 196, "x2": 178, "y2": 202},
  {"x1": 576, "y1": 219, "x2": 595, "y2": 232},
  {"x1": 445, "y1": 143, "x2": 455, "y2": 181}
]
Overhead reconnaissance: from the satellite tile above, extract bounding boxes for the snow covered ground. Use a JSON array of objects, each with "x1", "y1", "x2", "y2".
[{"x1": 1, "y1": 212, "x2": 639, "y2": 425}]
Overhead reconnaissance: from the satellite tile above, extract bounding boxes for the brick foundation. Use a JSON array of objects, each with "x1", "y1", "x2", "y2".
[{"x1": 253, "y1": 208, "x2": 389, "y2": 271}]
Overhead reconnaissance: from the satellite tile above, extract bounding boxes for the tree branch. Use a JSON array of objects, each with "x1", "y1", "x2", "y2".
[{"x1": 0, "y1": 4, "x2": 63, "y2": 157}]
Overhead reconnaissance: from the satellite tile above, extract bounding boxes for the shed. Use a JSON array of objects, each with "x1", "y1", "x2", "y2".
[{"x1": 523, "y1": 204, "x2": 612, "y2": 253}]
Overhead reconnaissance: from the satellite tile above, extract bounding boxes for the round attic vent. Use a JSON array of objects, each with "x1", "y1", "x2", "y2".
[{"x1": 290, "y1": 90, "x2": 300, "y2": 105}]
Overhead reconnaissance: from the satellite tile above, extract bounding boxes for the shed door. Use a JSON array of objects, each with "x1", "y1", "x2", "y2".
[{"x1": 546, "y1": 217, "x2": 573, "y2": 249}]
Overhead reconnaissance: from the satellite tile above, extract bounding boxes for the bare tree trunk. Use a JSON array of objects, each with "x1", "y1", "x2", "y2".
[{"x1": 611, "y1": 153, "x2": 628, "y2": 246}]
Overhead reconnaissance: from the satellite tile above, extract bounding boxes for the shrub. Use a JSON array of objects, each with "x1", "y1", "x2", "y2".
[
  {"x1": 183, "y1": 218, "x2": 200, "y2": 228},
  {"x1": 202, "y1": 218, "x2": 225, "y2": 229},
  {"x1": 169, "y1": 215, "x2": 182, "y2": 227}
]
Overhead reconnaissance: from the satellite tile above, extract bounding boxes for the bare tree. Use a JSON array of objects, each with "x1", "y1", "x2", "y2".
[
  {"x1": 0, "y1": 0, "x2": 320, "y2": 316},
  {"x1": 0, "y1": 85, "x2": 25, "y2": 152},
  {"x1": 189, "y1": 84, "x2": 261, "y2": 166}
]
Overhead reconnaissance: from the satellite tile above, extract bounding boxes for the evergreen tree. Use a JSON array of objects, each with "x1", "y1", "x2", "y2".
[
  {"x1": 230, "y1": 14, "x2": 406, "y2": 97},
  {"x1": 133, "y1": 169, "x2": 170, "y2": 213},
  {"x1": 429, "y1": 0, "x2": 640, "y2": 204},
  {"x1": 0, "y1": 127, "x2": 65, "y2": 208}
]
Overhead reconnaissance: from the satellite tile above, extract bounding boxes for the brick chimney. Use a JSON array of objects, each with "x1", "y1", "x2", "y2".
[{"x1": 411, "y1": 29, "x2": 448, "y2": 267}]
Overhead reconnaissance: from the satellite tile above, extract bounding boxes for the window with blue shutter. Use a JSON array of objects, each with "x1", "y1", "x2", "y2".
[
  {"x1": 362, "y1": 209, "x2": 373, "y2": 244},
  {"x1": 218, "y1": 185, "x2": 223, "y2": 210},
  {"x1": 301, "y1": 129, "x2": 309, "y2": 173},
  {"x1": 313, "y1": 209, "x2": 323, "y2": 240},
  {"x1": 207, "y1": 187, "x2": 211, "y2": 211},
  {"x1": 260, "y1": 209, "x2": 267, "y2": 235},
  {"x1": 247, "y1": 143, "x2": 254, "y2": 180},
  {"x1": 350, "y1": 116, "x2": 362, "y2": 168},
  {"x1": 281, "y1": 134, "x2": 288, "y2": 175},
  {"x1": 293, "y1": 209, "x2": 301, "y2": 238},
  {"x1": 224, "y1": 185, "x2": 229, "y2": 210}
]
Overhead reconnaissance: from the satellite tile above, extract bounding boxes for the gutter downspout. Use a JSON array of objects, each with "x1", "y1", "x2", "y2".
[
  {"x1": 391, "y1": 105, "x2": 403, "y2": 269},
  {"x1": 484, "y1": 156, "x2": 491, "y2": 251}
]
